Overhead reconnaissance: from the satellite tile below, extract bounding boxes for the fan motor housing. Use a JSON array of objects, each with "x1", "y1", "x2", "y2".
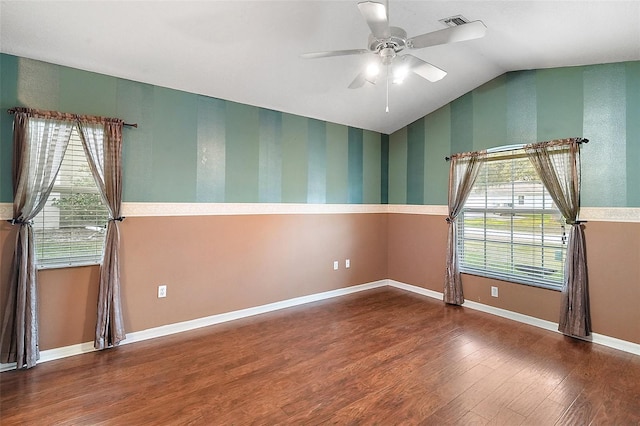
[{"x1": 368, "y1": 26, "x2": 408, "y2": 53}]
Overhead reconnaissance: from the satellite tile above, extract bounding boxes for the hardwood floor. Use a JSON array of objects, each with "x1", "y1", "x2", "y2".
[{"x1": 1, "y1": 287, "x2": 639, "y2": 425}]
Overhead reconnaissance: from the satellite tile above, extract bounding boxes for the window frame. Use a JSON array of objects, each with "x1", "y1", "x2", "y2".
[
  {"x1": 456, "y1": 150, "x2": 567, "y2": 291},
  {"x1": 32, "y1": 124, "x2": 109, "y2": 269}
]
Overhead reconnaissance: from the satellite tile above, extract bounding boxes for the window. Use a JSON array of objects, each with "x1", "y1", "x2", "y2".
[
  {"x1": 457, "y1": 150, "x2": 566, "y2": 290},
  {"x1": 33, "y1": 125, "x2": 109, "y2": 268}
]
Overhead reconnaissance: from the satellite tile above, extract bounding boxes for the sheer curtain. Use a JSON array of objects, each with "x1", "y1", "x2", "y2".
[
  {"x1": 444, "y1": 152, "x2": 485, "y2": 305},
  {"x1": 77, "y1": 119, "x2": 126, "y2": 349},
  {"x1": 525, "y1": 138, "x2": 590, "y2": 337},
  {"x1": 1, "y1": 111, "x2": 74, "y2": 369}
]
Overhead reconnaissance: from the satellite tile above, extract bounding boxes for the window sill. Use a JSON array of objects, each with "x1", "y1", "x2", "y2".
[
  {"x1": 460, "y1": 269, "x2": 562, "y2": 292},
  {"x1": 37, "y1": 261, "x2": 102, "y2": 271}
]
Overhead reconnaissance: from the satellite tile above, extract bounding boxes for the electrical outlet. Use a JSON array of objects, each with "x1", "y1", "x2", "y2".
[
  {"x1": 158, "y1": 285, "x2": 167, "y2": 298},
  {"x1": 491, "y1": 286, "x2": 498, "y2": 298},
  {"x1": 333, "y1": 261, "x2": 339, "y2": 270},
  {"x1": 345, "y1": 259, "x2": 350, "y2": 268}
]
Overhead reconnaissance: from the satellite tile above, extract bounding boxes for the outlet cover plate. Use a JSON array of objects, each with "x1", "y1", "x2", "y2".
[{"x1": 158, "y1": 285, "x2": 167, "y2": 298}]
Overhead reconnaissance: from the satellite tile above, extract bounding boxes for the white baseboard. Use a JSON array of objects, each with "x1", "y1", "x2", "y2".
[
  {"x1": 387, "y1": 280, "x2": 444, "y2": 300},
  {"x1": 0, "y1": 280, "x2": 387, "y2": 372},
  {"x1": 122, "y1": 280, "x2": 387, "y2": 345},
  {"x1": 2, "y1": 278, "x2": 637, "y2": 372},
  {"x1": 0, "y1": 341, "x2": 96, "y2": 372},
  {"x1": 387, "y1": 279, "x2": 640, "y2": 356}
]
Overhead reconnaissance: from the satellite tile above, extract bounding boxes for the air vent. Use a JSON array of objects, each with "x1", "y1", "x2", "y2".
[{"x1": 439, "y1": 15, "x2": 470, "y2": 27}]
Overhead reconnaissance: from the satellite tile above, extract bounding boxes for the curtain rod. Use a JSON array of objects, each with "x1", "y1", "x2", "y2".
[
  {"x1": 7, "y1": 108, "x2": 137, "y2": 128},
  {"x1": 444, "y1": 138, "x2": 589, "y2": 161}
]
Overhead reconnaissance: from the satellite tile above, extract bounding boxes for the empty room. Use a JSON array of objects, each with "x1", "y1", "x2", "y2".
[{"x1": 0, "y1": 1, "x2": 639, "y2": 424}]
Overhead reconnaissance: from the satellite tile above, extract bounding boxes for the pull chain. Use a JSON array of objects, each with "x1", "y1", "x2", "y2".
[{"x1": 385, "y1": 64, "x2": 390, "y2": 113}]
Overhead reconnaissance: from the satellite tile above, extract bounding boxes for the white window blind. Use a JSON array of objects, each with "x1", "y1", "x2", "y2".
[
  {"x1": 457, "y1": 150, "x2": 566, "y2": 290},
  {"x1": 34, "y1": 126, "x2": 109, "y2": 268}
]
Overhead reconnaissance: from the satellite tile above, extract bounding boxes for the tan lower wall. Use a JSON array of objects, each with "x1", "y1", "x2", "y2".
[
  {"x1": 1, "y1": 211, "x2": 638, "y2": 352},
  {"x1": 120, "y1": 214, "x2": 388, "y2": 333},
  {"x1": 387, "y1": 213, "x2": 640, "y2": 345},
  {"x1": 0, "y1": 213, "x2": 388, "y2": 351},
  {"x1": 386, "y1": 212, "x2": 449, "y2": 291}
]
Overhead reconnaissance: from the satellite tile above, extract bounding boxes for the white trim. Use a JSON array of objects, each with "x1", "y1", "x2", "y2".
[
  {"x1": 386, "y1": 280, "x2": 444, "y2": 299},
  {"x1": 2, "y1": 202, "x2": 637, "y2": 222},
  {"x1": 386, "y1": 279, "x2": 640, "y2": 356},
  {"x1": 589, "y1": 333, "x2": 640, "y2": 355},
  {"x1": 0, "y1": 362, "x2": 16, "y2": 372},
  {"x1": 0, "y1": 281, "x2": 387, "y2": 372},
  {"x1": 580, "y1": 207, "x2": 640, "y2": 223},
  {"x1": 0, "y1": 203, "x2": 11, "y2": 220},
  {"x1": 121, "y1": 280, "x2": 387, "y2": 345},
  {"x1": 2, "y1": 278, "x2": 638, "y2": 372},
  {"x1": 385, "y1": 204, "x2": 448, "y2": 215},
  {"x1": 121, "y1": 202, "x2": 387, "y2": 217},
  {"x1": 462, "y1": 299, "x2": 559, "y2": 333},
  {"x1": 40, "y1": 342, "x2": 97, "y2": 363},
  {"x1": 116, "y1": 203, "x2": 640, "y2": 222},
  {"x1": 0, "y1": 342, "x2": 96, "y2": 372}
]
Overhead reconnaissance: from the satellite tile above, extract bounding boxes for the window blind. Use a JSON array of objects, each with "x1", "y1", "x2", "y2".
[
  {"x1": 457, "y1": 151, "x2": 566, "y2": 289},
  {"x1": 34, "y1": 127, "x2": 109, "y2": 268}
]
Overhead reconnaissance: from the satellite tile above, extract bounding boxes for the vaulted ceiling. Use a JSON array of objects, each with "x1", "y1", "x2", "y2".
[{"x1": 1, "y1": 1, "x2": 639, "y2": 134}]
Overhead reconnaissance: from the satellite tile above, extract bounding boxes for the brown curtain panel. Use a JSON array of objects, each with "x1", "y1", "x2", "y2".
[
  {"x1": 0, "y1": 111, "x2": 74, "y2": 368},
  {"x1": 524, "y1": 139, "x2": 590, "y2": 338},
  {"x1": 77, "y1": 120, "x2": 126, "y2": 349},
  {"x1": 444, "y1": 152, "x2": 485, "y2": 305}
]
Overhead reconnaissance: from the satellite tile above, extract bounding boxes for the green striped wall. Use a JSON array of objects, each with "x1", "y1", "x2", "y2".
[
  {"x1": 390, "y1": 61, "x2": 640, "y2": 208},
  {"x1": 2, "y1": 55, "x2": 638, "y2": 208},
  {"x1": 406, "y1": 120, "x2": 425, "y2": 205},
  {"x1": 380, "y1": 134, "x2": 389, "y2": 204},
  {"x1": 627, "y1": 62, "x2": 640, "y2": 207},
  {"x1": 348, "y1": 127, "x2": 363, "y2": 204},
  {"x1": 0, "y1": 54, "x2": 384, "y2": 204}
]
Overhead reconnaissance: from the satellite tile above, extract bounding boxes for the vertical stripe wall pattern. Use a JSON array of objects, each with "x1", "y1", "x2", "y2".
[
  {"x1": 348, "y1": 127, "x2": 364, "y2": 204},
  {"x1": 380, "y1": 134, "x2": 389, "y2": 205},
  {"x1": 627, "y1": 62, "x2": 640, "y2": 207},
  {"x1": 389, "y1": 61, "x2": 640, "y2": 208},
  {"x1": 0, "y1": 54, "x2": 386, "y2": 205},
  {"x1": 1, "y1": 54, "x2": 638, "y2": 208}
]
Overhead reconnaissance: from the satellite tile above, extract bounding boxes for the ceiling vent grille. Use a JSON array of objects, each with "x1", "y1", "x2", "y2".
[{"x1": 439, "y1": 15, "x2": 470, "y2": 27}]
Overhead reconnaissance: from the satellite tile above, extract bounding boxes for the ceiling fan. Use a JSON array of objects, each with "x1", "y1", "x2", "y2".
[{"x1": 302, "y1": 1, "x2": 487, "y2": 102}]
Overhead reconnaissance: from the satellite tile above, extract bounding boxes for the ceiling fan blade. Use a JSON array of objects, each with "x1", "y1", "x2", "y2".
[
  {"x1": 407, "y1": 20, "x2": 487, "y2": 49},
  {"x1": 348, "y1": 71, "x2": 377, "y2": 89},
  {"x1": 348, "y1": 73, "x2": 367, "y2": 89},
  {"x1": 301, "y1": 49, "x2": 370, "y2": 59},
  {"x1": 357, "y1": 1, "x2": 390, "y2": 40},
  {"x1": 402, "y1": 54, "x2": 447, "y2": 82}
]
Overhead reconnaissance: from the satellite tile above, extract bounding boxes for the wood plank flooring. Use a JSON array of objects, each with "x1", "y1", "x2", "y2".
[{"x1": 1, "y1": 287, "x2": 639, "y2": 425}]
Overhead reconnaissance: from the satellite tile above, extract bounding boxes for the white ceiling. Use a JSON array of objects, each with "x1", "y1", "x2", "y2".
[{"x1": 1, "y1": 1, "x2": 639, "y2": 134}]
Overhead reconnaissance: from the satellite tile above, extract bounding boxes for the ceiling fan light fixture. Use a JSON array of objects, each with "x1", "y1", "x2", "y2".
[
  {"x1": 393, "y1": 64, "x2": 409, "y2": 84},
  {"x1": 380, "y1": 47, "x2": 396, "y2": 65},
  {"x1": 303, "y1": 1, "x2": 486, "y2": 106},
  {"x1": 366, "y1": 63, "x2": 380, "y2": 77}
]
